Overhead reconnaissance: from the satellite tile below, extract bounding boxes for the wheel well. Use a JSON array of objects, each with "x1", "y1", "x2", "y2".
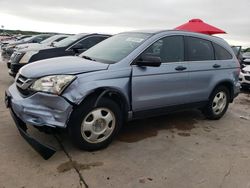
[
  {"x1": 79, "y1": 88, "x2": 129, "y2": 121},
  {"x1": 213, "y1": 81, "x2": 234, "y2": 102}
]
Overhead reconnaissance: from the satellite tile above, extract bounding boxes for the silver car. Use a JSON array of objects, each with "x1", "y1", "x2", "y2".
[{"x1": 5, "y1": 30, "x2": 240, "y2": 159}]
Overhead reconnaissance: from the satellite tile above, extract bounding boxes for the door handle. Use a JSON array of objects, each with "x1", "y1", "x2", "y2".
[
  {"x1": 175, "y1": 66, "x2": 187, "y2": 71},
  {"x1": 213, "y1": 64, "x2": 221, "y2": 68}
]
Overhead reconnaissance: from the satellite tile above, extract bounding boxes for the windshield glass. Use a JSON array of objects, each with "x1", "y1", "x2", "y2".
[
  {"x1": 54, "y1": 34, "x2": 87, "y2": 47},
  {"x1": 19, "y1": 36, "x2": 34, "y2": 42},
  {"x1": 40, "y1": 35, "x2": 60, "y2": 44},
  {"x1": 80, "y1": 33, "x2": 151, "y2": 64}
]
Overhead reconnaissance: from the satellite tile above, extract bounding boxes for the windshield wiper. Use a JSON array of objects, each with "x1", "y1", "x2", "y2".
[{"x1": 82, "y1": 55, "x2": 96, "y2": 61}]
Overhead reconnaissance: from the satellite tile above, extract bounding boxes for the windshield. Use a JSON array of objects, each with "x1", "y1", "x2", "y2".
[
  {"x1": 54, "y1": 34, "x2": 87, "y2": 47},
  {"x1": 40, "y1": 35, "x2": 60, "y2": 44},
  {"x1": 80, "y1": 33, "x2": 151, "y2": 64},
  {"x1": 19, "y1": 36, "x2": 34, "y2": 42}
]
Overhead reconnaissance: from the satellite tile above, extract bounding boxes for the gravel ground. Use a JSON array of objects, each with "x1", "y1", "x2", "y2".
[{"x1": 0, "y1": 52, "x2": 250, "y2": 188}]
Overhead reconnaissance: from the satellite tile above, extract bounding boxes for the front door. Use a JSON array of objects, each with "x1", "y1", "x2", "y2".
[{"x1": 131, "y1": 35, "x2": 189, "y2": 112}]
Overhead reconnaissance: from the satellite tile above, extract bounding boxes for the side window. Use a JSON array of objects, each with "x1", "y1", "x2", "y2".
[
  {"x1": 213, "y1": 43, "x2": 232, "y2": 60},
  {"x1": 186, "y1": 37, "x2": 214, "y2": 61},
  {"x1": 140, "y1": 36, "x2": 184, "y2": 63},
  {"x1": 76, "y1": 36, "x2": 107, "y2": 49}
]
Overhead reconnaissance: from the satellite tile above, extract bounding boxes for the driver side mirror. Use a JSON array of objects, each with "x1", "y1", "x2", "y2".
[{"x1": 136, "y1": 55, "x2": 162, "y2": 67}]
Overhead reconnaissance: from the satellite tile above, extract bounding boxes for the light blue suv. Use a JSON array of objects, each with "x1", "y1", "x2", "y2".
[{"x1": 5, "y1": 30, "x2": 240, "y2": 159}]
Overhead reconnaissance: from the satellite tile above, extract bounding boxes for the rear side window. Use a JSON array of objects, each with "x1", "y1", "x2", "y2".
[
  {"x1": 213, "y1": 43, "x2": 232, "y2": 60},
  {"x1": 186, "y1": 37, "x2": 214, "y2": 61}
]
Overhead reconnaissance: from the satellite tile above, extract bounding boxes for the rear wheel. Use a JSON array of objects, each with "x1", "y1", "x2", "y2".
[
  {"x1": 68, "y1": 97, "x2": 122, "y2": 151},
  {"x1": 203, "y1": 86, "x2": 230, "y2": 120}
]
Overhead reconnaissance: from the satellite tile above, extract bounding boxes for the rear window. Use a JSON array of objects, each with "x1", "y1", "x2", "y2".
[
  {"x1": 214, "y1": 43, "x2": 232, "y2": 60},
  {"x1": 186, "y1": 37, "x2": 214, "y2": 61}
]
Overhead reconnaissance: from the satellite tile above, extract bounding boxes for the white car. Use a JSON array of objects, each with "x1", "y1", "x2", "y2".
[
  {"x1": 239, "y1": 64, "x2": 250, "y2": 89},
  {"x1": 243, "y1": 52, "x2": 250, "y2": 60}
]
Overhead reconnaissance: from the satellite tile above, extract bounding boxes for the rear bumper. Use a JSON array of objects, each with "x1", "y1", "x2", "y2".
[{"x1": 5, "y1": 90, "x2": 56, "y2": 160}]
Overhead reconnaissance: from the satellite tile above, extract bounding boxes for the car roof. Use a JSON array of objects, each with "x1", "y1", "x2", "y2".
[
  {"x1": 120, "y1": 29, "x2": 232, "y2": 54},
  {"x1": 123, "y1": 29, "x2": 224, "y2": 37}
]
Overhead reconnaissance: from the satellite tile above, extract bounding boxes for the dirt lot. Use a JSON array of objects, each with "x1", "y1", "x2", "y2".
[{"x1": 0, "y1": 53, "x2": 250, "y2": 188}]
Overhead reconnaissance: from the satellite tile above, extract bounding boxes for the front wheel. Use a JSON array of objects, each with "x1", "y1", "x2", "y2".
[
  {"x1": 203, "y1": 86, "x2": 230, "y2": 120},
  {"x1": 68, "y1": 98, "x2": 122, "y2": 151}
]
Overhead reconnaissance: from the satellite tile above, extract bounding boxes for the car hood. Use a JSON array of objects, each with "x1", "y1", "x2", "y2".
[
  {"x1": 16, "y1": 43, "x2": 53, "y2": 52},
  {"x1": 9, "y1": 40, "x2": 27, "y2": 46},
  {"x1": 19, "y1": 56, "x2": 109, "y2": 78}
]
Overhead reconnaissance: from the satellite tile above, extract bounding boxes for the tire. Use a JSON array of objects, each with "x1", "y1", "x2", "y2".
[
  {"x1": 203, "y1": 86, "x2": 230, "y2": 120},
  {"x1": 68, "y1": 97, "x2": 122, "y2": 151}
]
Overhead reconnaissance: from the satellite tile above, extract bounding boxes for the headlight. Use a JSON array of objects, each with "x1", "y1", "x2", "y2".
[
  {"x1": 241, "y1": 69, "x2": 250, "y2": 74},
  {"x1": 241, "y1": 69, "x2": 247, "y2": 74},
  {"x1": 19, "y1": 51, "x2": 38, "y2": 64},
  {"x1": 30, "y1": 75, "x2": 76, "y2": 94}
]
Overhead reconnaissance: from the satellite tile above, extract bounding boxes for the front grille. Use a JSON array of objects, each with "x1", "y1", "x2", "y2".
[
  {"x1": 245, "y1": 76, "x2": 250, "y2": 81},
  {"x1": 10, "y1": 52, "x2": 24, "y2": 64},
  {"x1": 15, "y1": 74, "x2": 35, "y2": 97}
]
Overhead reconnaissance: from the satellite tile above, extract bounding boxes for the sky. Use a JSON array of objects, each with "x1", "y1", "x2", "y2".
[{"x1": 0, "y1": 0, "x2": 249, "y2": 48}]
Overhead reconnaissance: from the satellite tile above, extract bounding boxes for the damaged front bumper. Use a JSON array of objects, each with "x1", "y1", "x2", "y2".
[{"x1": 5, "y1": 84, "x2": 74, "y2": 159}]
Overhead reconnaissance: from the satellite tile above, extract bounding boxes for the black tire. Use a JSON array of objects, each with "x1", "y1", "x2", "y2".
[
  {"x1": 203, "y1": 86, "x2": 230, "y2": 120},
  {"x1": 68, "y1": 97, "x2": 122, "y2": 151}
]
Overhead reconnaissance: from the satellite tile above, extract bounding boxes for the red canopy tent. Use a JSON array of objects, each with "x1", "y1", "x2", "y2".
[{"x1": 175, "y1": 19, "x2": 226, "y2": 35}]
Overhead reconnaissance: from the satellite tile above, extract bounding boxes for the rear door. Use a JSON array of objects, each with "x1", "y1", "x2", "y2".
[
  {"x1": 185, "y1": 36, "x2": 232, "y2": 103},
  {"x1": 131, "y1": 35, "x2": 190, "y2": 112}
]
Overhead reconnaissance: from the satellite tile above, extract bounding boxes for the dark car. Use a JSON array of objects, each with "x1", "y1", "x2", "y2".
[
  {"x1": 2, "y1": 34, "x2": 53, "y2": 56},
  {"x1": 8, "y1": 33, "x2": 111, "y2": 77}
]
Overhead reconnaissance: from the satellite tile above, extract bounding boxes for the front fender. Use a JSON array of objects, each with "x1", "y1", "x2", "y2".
[{"x1": 62, "y1": 68, "x2": 131, "y2": 107}]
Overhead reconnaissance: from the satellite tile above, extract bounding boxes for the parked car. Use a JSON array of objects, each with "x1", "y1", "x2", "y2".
[
  {"x1": 5, "y1": 30, "x2": 240, "y2": 159},
  {"x1": 231, "y1": 45, "x2": 243, "y2": 60},
  {"x1": 15, "y1": 35, "x2": 32, "y2": 41},
  {"x1": 1, "y1": 35, "x2": 31, "y2": 49},
  {"x1": 243, "y1": 52, "x2": 250, "y2": 60},
  {"x1": 2, "y1": 34, "x2": 52, "y2": 56},
  {"x1": 239, "y1": 64, "x2": 250, "y2": 89},
  {"x1": 14, "y1": 34, "x2": 69, "y2": 51},
  {"x1": 8, "y1": 33, "x2": 110, "y2": 77}
]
